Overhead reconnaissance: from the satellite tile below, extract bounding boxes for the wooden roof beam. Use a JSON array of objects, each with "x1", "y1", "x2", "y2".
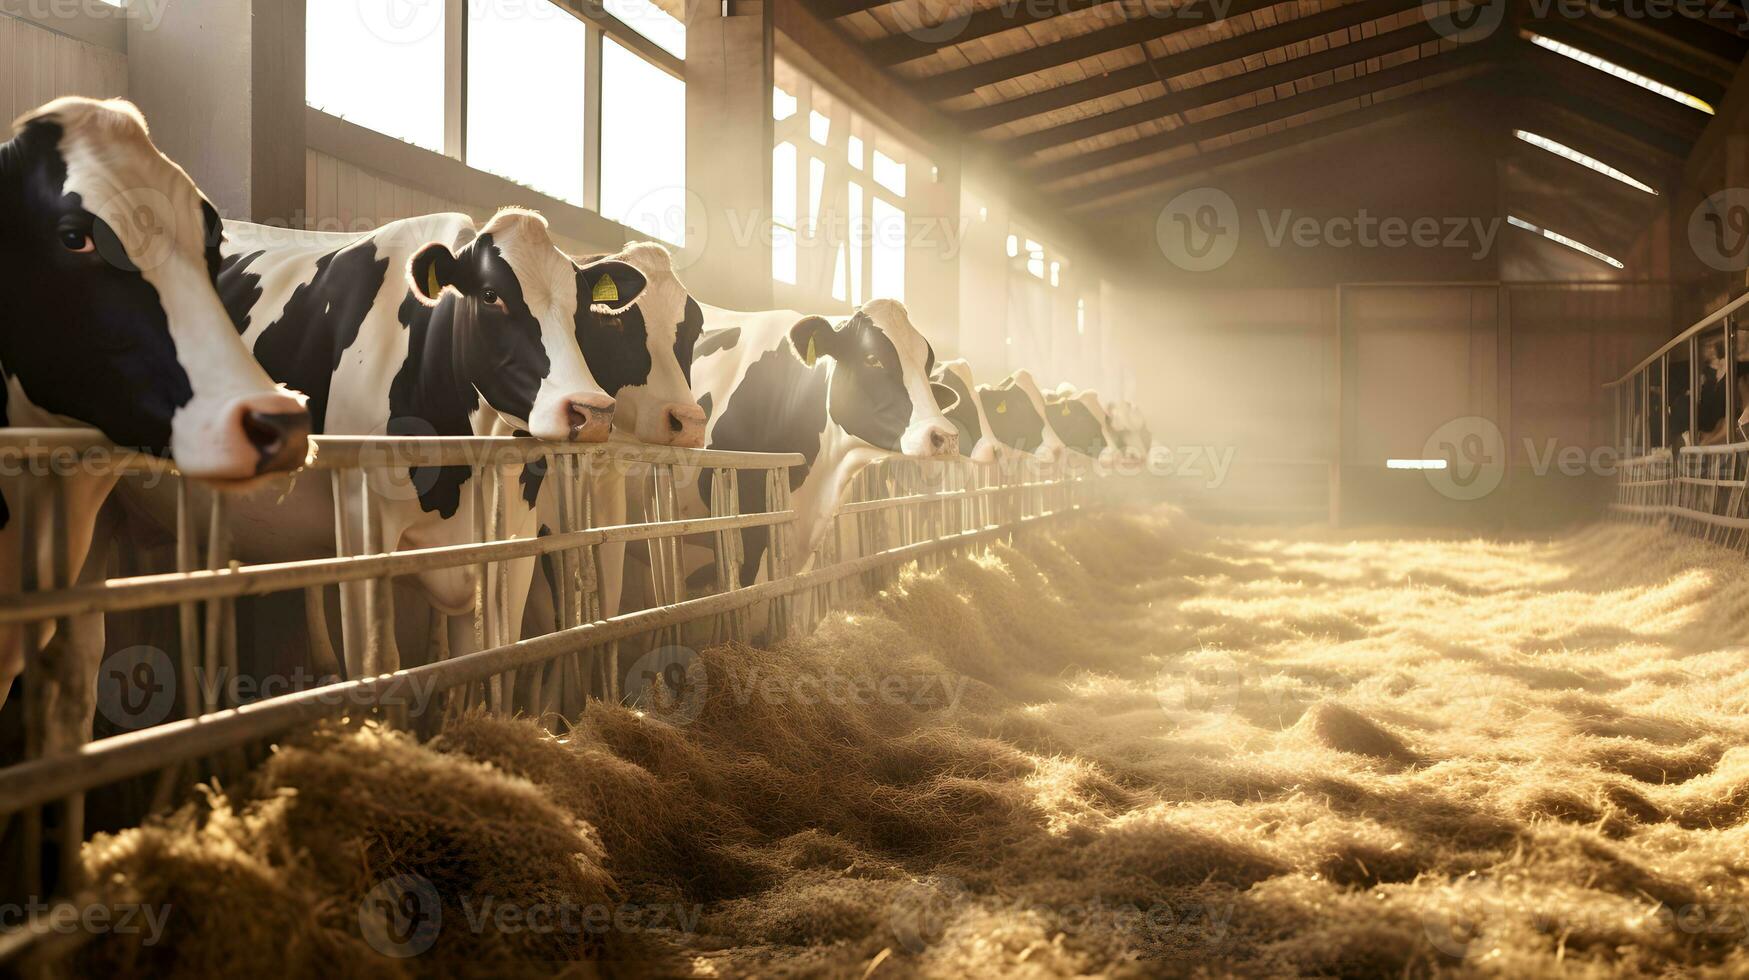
[
  {"x1": 1001, "y1": 16, "x2": 1462, "y2": 157},
  {"x1": 1025, "y1": 42, "x2": 1495, "y2": 185},
  {"x1": 1062, "y1": 81, "x2": 1480, "y2": 212},
  {"x1": 918, "y1": 0, "x2": 1283, "y2": 98}
]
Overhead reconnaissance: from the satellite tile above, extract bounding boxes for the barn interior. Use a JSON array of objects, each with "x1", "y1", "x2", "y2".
[{"x1": 4, "y1": 0, "x2": 1749, "y2": 976}]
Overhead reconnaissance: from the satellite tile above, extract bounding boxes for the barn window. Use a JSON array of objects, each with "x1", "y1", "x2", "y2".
[
  {"x1": 306, "y1": 0, "x2": 447, "y2": 152},
  {"x1": 466, "y1": 0, "x2": 588, "y2": 206},
  {"x1": 1512, "y1": 131, "x2": 1656, "y2": 196},
  {"x1": 871, "y1": 198, "x2": 906, "y2": 303},
  {"x1": 1524, "y1": 33, "x2": 1714, "y2": 114},
  {"x1": 1386, "y1": 459, "x2": 1449, "y2": 470},
  {"x1": 601, "y1": 0, "x2": 685, "y2": 60},
  {"x1": 601, "y1": 37, "x2": 687, "y2": 243},
  {"x1": 772, "y1": 141, "x2": 799, "y2": 285},
  {"x1": 1507, "y1": 216, "x2": 1625, "y2": 269}
]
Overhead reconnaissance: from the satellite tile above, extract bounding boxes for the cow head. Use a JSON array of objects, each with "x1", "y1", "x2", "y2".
[
  {"x1": 407, "y1": 208, "x2": 645, "y2": 442},
  {"x1": 977, "y1": 369, "x2": 1064, "y2": 465},
  {"x1": 572, "y1": 242, "x2": 706, "y2": 447},
  {"x1": 932, "y1": 359, "x2": 999, "y2": 464},
  {"x1": 1106, "y1": 398, "x2": 1153, "y2": 465},
  {"x1": 1045, "y1": 384, "x2": 1115, "y2": 460},
  {"x1": 788, "y1": 298, "x2": 958, "y2": 458},
  {"x1": 0, "y1": 98, "x2": 310, "y2": 479}
]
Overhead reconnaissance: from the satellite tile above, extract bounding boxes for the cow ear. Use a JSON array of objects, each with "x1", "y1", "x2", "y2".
[
  {"x1": 408, "y1": 242, "x2": 460, "y2": 307},
  {"x1": 932, "y1": 382, "x2": 960, "y2": 413},
  {"x1": 788, "y1": 315, "x2": 837, "y2": 367},
  {"x1": 579, "y1": 260, "x2": 647, "y2": 315}
]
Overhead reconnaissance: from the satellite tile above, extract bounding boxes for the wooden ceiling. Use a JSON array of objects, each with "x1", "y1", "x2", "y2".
[{"x1": 804, "y1": 0, "x2": 1748, "y2": 218}]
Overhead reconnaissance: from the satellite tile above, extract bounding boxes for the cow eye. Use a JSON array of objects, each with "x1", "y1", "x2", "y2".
[
  {"x1": 60, "y1": 228, "x2": 95, "y2": 253},
  {"x1": 480, "y1": 289, "x2": 507, "y2": 312},
  {"x1": 863, "y1": 353, "x2": 883, "y2": 369}
]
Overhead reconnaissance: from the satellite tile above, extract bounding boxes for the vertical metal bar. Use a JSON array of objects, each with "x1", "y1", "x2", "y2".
[
  {"x1": 201, "y1": 494, "x2": 229, "y2": 713},
  {"x1": 1728, "y1": 316, "x2": 1739, "y2": 444},
  {"x1": 1691, "y1": 335, "x2": 1701, "y2": 450},
  {"x1": 1661, "y1": 354, "x2": 1670, "y2": 451},
  {"x1": 17, "y1": 477, "x2": 42, "y2": 900}
]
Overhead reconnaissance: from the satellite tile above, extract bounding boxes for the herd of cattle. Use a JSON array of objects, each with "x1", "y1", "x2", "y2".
[{"x1": 0, "y1": 97, "x2": 1153, "y2": 737}]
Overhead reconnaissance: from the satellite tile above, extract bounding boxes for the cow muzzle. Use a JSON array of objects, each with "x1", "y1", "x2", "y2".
[
  {"x1": 174, "y1": 392, "x2": 311, "y2": 482},
  {"x1": 655, "y1": 401, "x2": 707, "y2": 449},
  {"x1": 533, "y1": 392, "x2": 615, "y2": 443},
  {"x1": 902, "y1": 421, "x2": 959, "y2": 459}
]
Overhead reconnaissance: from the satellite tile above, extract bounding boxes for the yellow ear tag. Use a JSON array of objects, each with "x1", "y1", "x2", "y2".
[
  {"x1": 996, "y1": 400, "x2": 1008, "y2": 414},
  {"x1": 1062, "y1": 405, "x2": 1072, "y2": 416},
  {"x1": 427, "y1": 264, "x2": 442, "y2": 299},
  {"x1": 805, "y1": 335, "x2": 818, "y2": 366},
  {"x1": 592, "y1": 276, "x2": 619, "y2": 304}
]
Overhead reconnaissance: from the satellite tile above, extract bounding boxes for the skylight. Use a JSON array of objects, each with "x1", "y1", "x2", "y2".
[
  {"x1": 1525, "y1": 34, "x2": 1714, "y2": 115},
  {"x1": 1513, "y1": 130, "x2": 1656, "y2": 195},
  {"x1": 1507, "y1": 215, "x2": 1625, "y2": 269}
]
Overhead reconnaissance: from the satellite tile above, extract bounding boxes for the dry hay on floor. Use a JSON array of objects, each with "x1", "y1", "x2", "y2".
[{"x1": 62, "y1": 510, "x2": 1749, "y2": 977}]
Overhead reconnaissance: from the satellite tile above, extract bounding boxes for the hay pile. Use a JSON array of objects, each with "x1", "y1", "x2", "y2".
[{"x1": 67, "y1": 512, "x2": 1749, "y2": 977}]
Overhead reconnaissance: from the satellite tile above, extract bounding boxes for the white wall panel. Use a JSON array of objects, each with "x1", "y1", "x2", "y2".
[{"x1": 0, "y1": 13, "x2": 127, "y2": 124}]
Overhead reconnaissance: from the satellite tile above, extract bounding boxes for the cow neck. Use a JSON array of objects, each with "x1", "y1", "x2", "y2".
[
  {"x1": 391, "y1": 293, "x2": 485, "y2": 440},
  {"x1": 794, "y1": 375, "x2": 883, "y2": 558}
]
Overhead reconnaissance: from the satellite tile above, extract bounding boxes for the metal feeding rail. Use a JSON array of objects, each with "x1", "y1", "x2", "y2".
[
  {"x1": 0, "y1": 429, "x2": 1083, "y2": 915},
  {"x1": 1605, "y1": 293, "x2": 1749, "y2": 545}
]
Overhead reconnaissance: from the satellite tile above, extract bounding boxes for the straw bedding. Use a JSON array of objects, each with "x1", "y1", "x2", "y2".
[{"x1": 64, "y1": 511, "x2": 1749, "y2": 977}]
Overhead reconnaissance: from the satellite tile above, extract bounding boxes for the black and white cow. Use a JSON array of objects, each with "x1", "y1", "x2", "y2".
[
  {"x1": 125, "y1": 208, "x2": 648, "y2": 674},
  {"x1": 520, "y1": 242, "x2": 708, "y2": 648},
  {"x1": 931, "y1": 359, "x2": 1000, "y2": 464},
  {"x1": 1045, "y1": 383, "x2": 1118, "y2": 464},
  {"x1": 689, "y1": 298, "x2": 960, "y2": 585},
  {"x1": 976, "y1": 369, "x2": 1067, "y2": 464},
  {"x1": 0, "y1": 98, "x2": 310, "y2": 729},
  {"x1": 1105, "y1": 398, "x2": 1153, "y2": 465}
]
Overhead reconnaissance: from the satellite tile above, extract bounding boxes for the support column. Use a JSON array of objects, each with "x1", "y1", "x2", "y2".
[
  {"x1": 685, "y1": 0, "x2": 774, "y2": 311},
  {"x1": 126, "y1": 0, "x2": 306, "y2": 225}
]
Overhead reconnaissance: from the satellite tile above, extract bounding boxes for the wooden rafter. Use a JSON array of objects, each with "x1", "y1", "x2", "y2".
[
  {"x1": 1001, "y1": 16, "x2": 1460, "y2": 156},
  {"x1": 918, "y1": 0, "x2": 1283, "y2": 98},
  {"x1": 863, "y1": 0, "x2": 1123, "y2": 66},
  {"x1": 1062, "y1": 80, "x2": 1481, "y2": 212},
  {"x1": 1530, "y1": 17, "x2": 1727, "y2": 107},
  {"x1": 1025, "y1": 43, "x2": 1495, "y2": 185}
]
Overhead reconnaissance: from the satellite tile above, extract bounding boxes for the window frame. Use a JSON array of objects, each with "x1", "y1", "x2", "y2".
[{"x1": 306, "y1": 0, "x2": 683, "y2": 224}]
